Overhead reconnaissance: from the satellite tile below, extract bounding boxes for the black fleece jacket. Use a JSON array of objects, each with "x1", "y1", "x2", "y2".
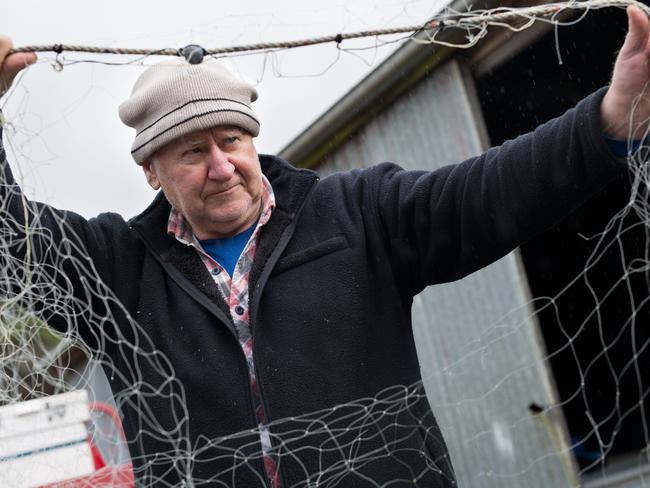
[{"x1": 0, "y1": 88, "x2": 626, "y2": 486}]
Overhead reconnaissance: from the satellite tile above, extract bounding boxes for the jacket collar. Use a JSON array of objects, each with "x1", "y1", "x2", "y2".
[{"x1": 258, "y1": 154, "x2": 318, "y2": 217}]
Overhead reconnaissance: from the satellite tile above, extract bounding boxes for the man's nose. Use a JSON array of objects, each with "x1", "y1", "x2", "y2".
[{"x1": 206, "y1": 144, "x2": 235, "y2": 181}]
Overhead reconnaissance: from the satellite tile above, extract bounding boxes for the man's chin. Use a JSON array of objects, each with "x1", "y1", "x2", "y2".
[{"x1": 200, "y1": 213, "x2": 252, "y2": 237}]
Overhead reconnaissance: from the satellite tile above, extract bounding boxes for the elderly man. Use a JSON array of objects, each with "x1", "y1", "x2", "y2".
[{"x1": 0, "y1": 6, "x2": 649, "y2": 487}]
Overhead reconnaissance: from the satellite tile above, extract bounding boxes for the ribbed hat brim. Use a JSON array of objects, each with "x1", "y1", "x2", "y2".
[{"x1": 130, "y1": 98, "x2": 260, "y2": 164}]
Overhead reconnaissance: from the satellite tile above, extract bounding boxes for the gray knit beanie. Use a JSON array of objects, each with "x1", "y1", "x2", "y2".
[{"x1": 119, "y1": 58, "x2": 260, "y2": 164}]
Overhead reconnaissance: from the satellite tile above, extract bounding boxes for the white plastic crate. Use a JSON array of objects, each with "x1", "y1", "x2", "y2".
[{"x1": 0, "y1": 390, "x2": 95, "y2": 488}]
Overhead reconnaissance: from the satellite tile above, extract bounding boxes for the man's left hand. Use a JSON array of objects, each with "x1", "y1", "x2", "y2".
[{"x1": 601, "y1": 5, "x2": 650, "y2": 139}]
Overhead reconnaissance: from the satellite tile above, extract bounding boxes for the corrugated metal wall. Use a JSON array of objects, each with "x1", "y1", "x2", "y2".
[{"x1": 314, "y1": 60, "x2": 577, "y2": 487}]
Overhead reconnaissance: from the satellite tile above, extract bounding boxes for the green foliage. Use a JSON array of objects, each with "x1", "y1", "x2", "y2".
[{"x1": 0, "y1": 306, "x2": 88, "y2": 405}]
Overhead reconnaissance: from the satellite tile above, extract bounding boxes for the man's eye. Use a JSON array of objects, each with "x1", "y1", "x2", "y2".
[
  {"x1": 182, "y1": 147, "x2": 202, "y2": 157},
  {"x1": 225, "y1": 136, "x2": 238, "y2": 145}
]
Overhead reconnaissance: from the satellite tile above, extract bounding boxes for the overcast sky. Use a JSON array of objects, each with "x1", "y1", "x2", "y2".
[{"x1": 2, "y1": 0, "x2": 445, "y2": 218}]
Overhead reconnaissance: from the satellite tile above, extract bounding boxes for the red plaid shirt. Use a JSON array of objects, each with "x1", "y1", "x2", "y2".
[{"x1": 167, "y1": 175, "x2": 280, "y2": 487}]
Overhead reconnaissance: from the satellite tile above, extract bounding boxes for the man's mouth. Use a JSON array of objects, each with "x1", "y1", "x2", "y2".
[{"x1": 204, "y1": 184, "x2": 239, "y2": 199}]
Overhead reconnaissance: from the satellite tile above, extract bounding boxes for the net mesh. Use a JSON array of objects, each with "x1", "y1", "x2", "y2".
[{"x1": 1, "y1": 1, "x2": 649, "y2": 486}]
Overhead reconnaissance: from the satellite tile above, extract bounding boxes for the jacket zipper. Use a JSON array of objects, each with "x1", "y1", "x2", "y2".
[
  {"x1": 129, "y1": 225, "x2": 268, "y2": 483},
  {"x1": 249, "y1": 176, "x2": 320, "y2": 487}
]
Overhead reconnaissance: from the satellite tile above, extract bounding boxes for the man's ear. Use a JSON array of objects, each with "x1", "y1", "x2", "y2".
[{"x1": 142, "y1": 161, "x2": 161, "y2": 190}]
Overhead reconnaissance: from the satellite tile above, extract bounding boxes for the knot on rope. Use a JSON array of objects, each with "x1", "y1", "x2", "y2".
[{"x1": 179, "y1": 44, "x2": 207, "y2": 64}]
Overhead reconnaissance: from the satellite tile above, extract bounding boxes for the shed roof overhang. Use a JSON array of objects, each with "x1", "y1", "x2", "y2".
[{"x1": 278, "y1": 0, "x2": 567, "y2": 168}]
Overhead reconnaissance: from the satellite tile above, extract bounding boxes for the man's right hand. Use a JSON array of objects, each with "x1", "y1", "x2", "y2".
[{"x1": 0, "y1": 35, "x2": 36, "y2": 99}]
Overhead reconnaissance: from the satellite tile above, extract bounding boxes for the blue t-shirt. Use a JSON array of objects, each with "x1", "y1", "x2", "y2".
[
  {"x1": 199, "y1": 223, "x2": 257, "y2": 278},
  {"x1": 604, "y1": 136, "x2": 641, "y2": 157}
]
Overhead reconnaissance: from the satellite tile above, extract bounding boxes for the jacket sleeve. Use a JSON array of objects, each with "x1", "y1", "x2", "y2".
[
  {"x1": 367, "y1": 87, "x2": 628, "y2": 294},
  {"x1": 0, "y1": 120, "x2": 119, "y2": 347}
]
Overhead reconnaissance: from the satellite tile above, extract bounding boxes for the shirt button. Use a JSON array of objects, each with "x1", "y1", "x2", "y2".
[
  {"x1": 235, "y1": 306, "x2": 245, "y2": 316},
  {"x1": 212, "y1": 268, "x2": 221, "y2": 275}
]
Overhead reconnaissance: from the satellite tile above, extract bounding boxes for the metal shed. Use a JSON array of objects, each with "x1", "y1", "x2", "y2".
[{"x1": 279, "y1": 1, "x2": 650, "y2": 486}]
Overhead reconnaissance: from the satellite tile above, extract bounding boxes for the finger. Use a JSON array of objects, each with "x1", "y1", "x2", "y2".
[
  {"x1": 1, "y1": 52, "x2": 37, "y2": 76},
  {"x1": 2, "y1": 52, "x2": 37, "y2": 78},
  {"x1": 622, "y1": 5, "x2": 650, "y2": 54},
  {"x1": 0, "y1": 36, "x2": 37, "y2": 81},
  {"x1": 0, "y1": 52, "x2": 37, "y2": 96}
]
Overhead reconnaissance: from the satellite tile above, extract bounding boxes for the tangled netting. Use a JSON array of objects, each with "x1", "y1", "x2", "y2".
[{"x1": 3, "y1": 1, "x2": 650, "y2": 487}]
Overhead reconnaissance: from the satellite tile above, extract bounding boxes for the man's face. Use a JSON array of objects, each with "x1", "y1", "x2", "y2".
[{"x1": 142, "y1": 126, "x2": 263, "y2": 240}]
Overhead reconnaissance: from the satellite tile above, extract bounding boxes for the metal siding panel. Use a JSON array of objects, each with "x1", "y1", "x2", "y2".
[{"x1": 317, "y1": 60, "x2": 576, "y2": 487}]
